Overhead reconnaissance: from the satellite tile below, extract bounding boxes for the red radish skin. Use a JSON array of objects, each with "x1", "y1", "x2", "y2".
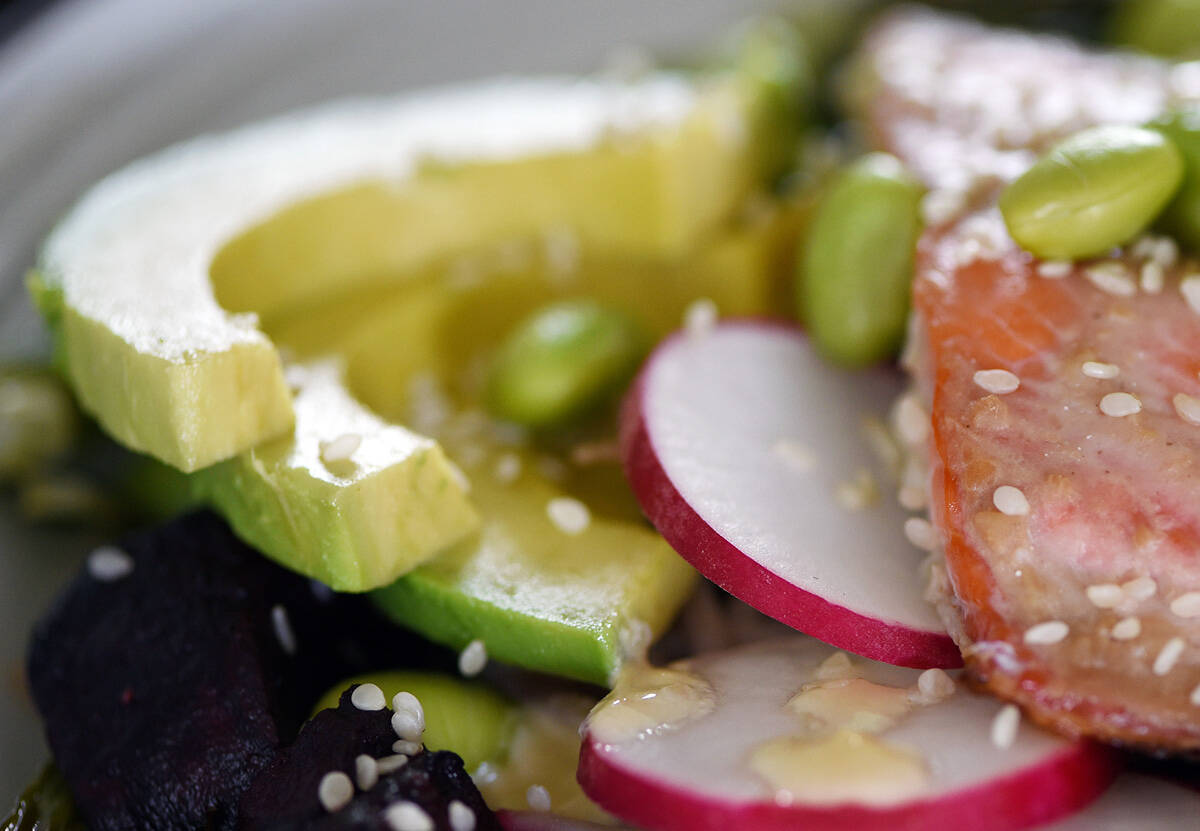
[{"x1": 620, "y1": 321, "x2": 960, "y2": 669}]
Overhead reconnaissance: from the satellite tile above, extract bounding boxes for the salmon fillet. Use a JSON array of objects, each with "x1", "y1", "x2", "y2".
[{"x1": 857, "y1": 10, "x2": 1200, "y2": 751}]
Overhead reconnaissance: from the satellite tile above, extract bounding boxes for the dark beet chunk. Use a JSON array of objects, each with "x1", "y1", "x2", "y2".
[
  {"x1": 26, "y1": 511, "x2": 450, "y2": 831},
  {"x1": 240, "y1": 687, "x2": 499, "y2": 831}
]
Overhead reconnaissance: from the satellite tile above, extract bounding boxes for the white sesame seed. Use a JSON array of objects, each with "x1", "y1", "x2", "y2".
[
  {"x1": 1191, "y1": 684, "x2": 1200, "y2": 707},
  {"x1": 993, "y1": 485, "x2": 1030, "y2": 516},
  {"x1": 1099, "y1": 392, "x2": 1142, "y2": 417},
  {"x1": 1154, "y1": 236, "x2": 1179, "y2": 268},
  {"x1": 684, "y1": 298, "x2": 718, "y2": 335},
  {"x1": 1085, "y1": 584, "x2": 1124, "y2": 609},
  {"x1": 1081, "y1": 361, "x2": 1119, "y2": 380},
  {"x1": 916, "y1": 668, "x2": 956, "y2": 703},
  {"x1": 894, "y1": 395, "x2": 930, "y2": 446},
  {"x1": 899, "y1": 485, "x2": 927, "y2": 511},
  {"x1": 355, "y1": 754, "x2": 378, "y2": 791},
  {"x1": 1154, "y1": 637, "x2": 1187, "y2": 675},
  {"x1": 458, "y1": 639, "x2": 487, "y2": 677},
  {"x1": 1174, "y1": 393, "x2": 1200, "y2": 426},
  {"x1": 772, "y1": 438, "x2": 817, "y2": 474},
  {"x1": 320, "y1": 433, "x2": 362, "y2": 464},
  {"x1": 1036, "y1": 260, "x2": 1072, "y2": 279},
  {"x1": 904, "y1": 517, "x2": 936, "y2": 551},
  {"x1": 1181, "y1": 275, "x2": 1200, "y2": 314},
  {"x1": 1024, "y1": 621, "x2": 1069, "y2": 645},
  {"x1": 990, "y1": 704, "x2": 1020, "y2": 749},
  {"x1": 493, "y1": 452, "x2": 522, "y2": 484},
  {"x1": 271, "y1": 604, "x2": 297, "y2": 656},
  {"x1": 87, "y1": 546, "x2": 134, "y2": 581},
  {"x1": 446, "y1": 462, "x2": 470, "y2": 493},
  {"x1": 448, "y1": 800, "x2": 476, "y2": 831},
  {"x1": 1111, "y1": 616, "x2": 1142, "y2": 641},
  {"x1": 351, "y1": 683, "x2": 386, "y2": 712},
  {"x1": 1140, "y1": 260, "x2": 1165, "y2": 294},
  {"x1": 1085, "y1": 262, "x2": 1136, "y2": 297},
  {"x1": 376, "y1": 754, "x2": 409, "y2": 774},
  {"x1": 815, "y1": 651, "x2": 856, "y2": 681},
  {"x1": 1122, "y1": 576, "x2": 1158, "y2": 602},
  {"x1": 973, "y1": 369, "x2": 1020, "y2": 394},
  {"x1": 317, "y1": 771, "x2": 354, "y2": 813},
  {"x1": 834, "y1": 470, "x2": 878, "y2": 511},
  {"x1": 921, "y1": 188, "x2": 966, "y2": 226},
  {"x1": 384, "y1": 801, "x2": 434, "y2": 831},
  {"x1": 1169, "y1": 592, "x2": 1200, "y2": 618},
  {"x1": 391, "y1": 692, "x2": 425, "y2": 742},
  {"x1": 546, "y1": 497, "x2": 590, "y2": 535},
  {"x1": 526, "y1": 784, "x2": 552, "y2": 812},
  {"x1": 392, "y1": 740, "x2": 421, "y2": 756}
]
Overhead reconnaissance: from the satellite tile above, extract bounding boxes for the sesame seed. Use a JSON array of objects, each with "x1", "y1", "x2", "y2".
[
  {"x1": 1154, "y1": 637, "x2": 1186, "y2": 675},
  {"x1": 1174, "y1": 393, "x2": 1200, "y2": 426},
  {"x1": 317, "y1": 771, "x2": 354, "y2": 813},
  {"x1": 1181, "y1": 275, "x2": 1200, "y2": 314},
  {"x1": 87, "y1": 546, "x2": 134, "y2": 581},
  {"x1": 1099, "y1": 392, "x2": 1141, "y2": 417},
  {"x1": 973, "y1": 369, "x2": 1020, "y2": 394},
  {"x1": 1085, "y1": 263, "x2": 1136, "y2": 297},
  {"x1": 391, "y1": 692, "x2": 425, "y2": 742},
  {"x1": 493, "y1": 452, "x2": 522, "y2": 484},
  {"x1": 377, "y1": 754, "x2": 410, "y2": 774},
  {"x1": 894, "y1": 395, "x2": 929, "y2": 446},
  {"x1": 772, "y1": 438, "x2": 817, "y2": 474},
  {"x1": 446, "y1": 462, "x2": 470, "y2": 493},
  {"x1": 458, "y1": 639, "x2": 487, "y2": 677},
  {"x1": 916, "y1": 668, "x2": 956, "y2": 703},
  {"x1": 1111, "y1": 616, "x2": 1141, "y2": 640},
  {"x1": 526, "y1": 784, "x2": 552, "y2": 812},
  {"x1": 1140, "y1": 261, "x2": 1165, "y2": 294},
  {"x1": 990, "y1": 704, "x2": 1020, "y2": 749},
  {"x1": 392, "y1": 740, "x2": 421, "y2": 756},
  {"x1": 355, "y1": 754, "x2": 378, "y2": 791},
  {"x1": 834, "y1": 470, "x2": 878, "y2": 511},
  {"x1": 1122, "y1": 576, "x2": 1158, "y2": 602},
  {"x1": 546, "y1": 497, "x2": 590, "y2": 535},
  {"x1": 1191, "y1": 684, "x2": 1200, "y2": 707},
  {"x1": 815, "y1": 651, "x2": 856, "y2": 681},
  {"x1": 993, "y1": 485, "x2": 1029, "y2": 516},
  {"x1": 1081, "y1": 361, "x2": 1119, "y2": 380},
  {"x1": 351, "y1": 683, "x2": 386, "y2": 712},
  {"x1": 1024, "y1": 621, "x2": 1069, "y2": 645},
  {"x1": 904, "y1": 517, "x2": 936, "y2": 551},
  {"x1": 1169, "y1": 592, "x2": 1200, "y2": 618},
  {"x1": 448, "y1": 800, "x2": 476, "y2": 831},
  {"x1": 1036, "y1": 260, "x2": 1072, "y2": 279},
  {"x1": 270, "y1": 604, "x2": 297, "y2": 656},
  {"x1": 684, "y1": 298, "x2": 718, "y2": 335},
  {"x1": 1085, "y1": 584, "x2": 1123, "y2": 609},
  {"x1": 921, "y1": 189, "x2": 966, "y2": 226},
  {"x1": 384, "y1": 801, "x2": 433, "y2": 831},
  {"x1": 320, "y1": 433, "x2": 362, "y2": 464},
  {"x1": 899, "y1": 485, "x2": 927, "y2": 511}
]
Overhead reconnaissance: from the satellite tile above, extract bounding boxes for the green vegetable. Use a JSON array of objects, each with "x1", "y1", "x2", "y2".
[
  {"x1": 0, "y1": 366, "x2": 79, "y2": 484},
  {"x1": 1109, "y1": 0, "x2": 1200, "y2": 58},
  {"x1": 2, "y1": 765, "x2": 84, "y2": 831},
  {"x1": 999, "y1": 125, "x2": 1183, "y2": 260},
  {"x1": 486, "y1": 299, "x2": 647, "y2": 428},
  {"x1": 1149, "y1": 108, "x2": 1200, "y2": 250},
  {"x1": 798, "y1": 152, "x2": 924, "y2": 367}
]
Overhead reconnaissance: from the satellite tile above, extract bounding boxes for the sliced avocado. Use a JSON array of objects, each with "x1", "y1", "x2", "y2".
[
  {"x1": 190, "y1": 360, "x2": 477, "y2": 592},
  {"x1": 313, "y1": 671, "x2": 518, "y2": 773}
]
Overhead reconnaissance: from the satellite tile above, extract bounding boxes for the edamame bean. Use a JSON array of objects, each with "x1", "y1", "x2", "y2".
[
  {"x1": 1109, "y1": 0, "x2": 1200, "y2": 59},
  {"x1": 798, "y1": 152, "x2": 924, "y2": 368},
  {"x1": 1149, "y1": 108, "x2": 1200, "y2": 250},
  {"x1": 486, "y1": 299, "x2": 647, "y2": 428},
  {"x1": 999, "y1": 125, "x2": 1183, "y2": 260}
]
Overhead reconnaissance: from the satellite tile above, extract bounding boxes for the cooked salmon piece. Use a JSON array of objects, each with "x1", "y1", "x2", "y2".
[{"x1": 855, "y1": 10, "x2": 1200, "y2": 751}]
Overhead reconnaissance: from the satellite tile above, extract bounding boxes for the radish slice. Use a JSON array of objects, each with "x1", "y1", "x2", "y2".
[
  {"x1": 620, "y1": 320, "x2": 959, "y2": 668},
  {"x1": 578, "y1": 637, "x2": 1117, "y2": 831},
  {"x1": 1045, "y1": 774, "x2": 1200, "y2": 829}
]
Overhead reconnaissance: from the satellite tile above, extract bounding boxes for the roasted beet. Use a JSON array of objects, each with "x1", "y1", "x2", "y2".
[
  {"x1": 240, "y1": 686, "x2": 499, "y2": 831},
  {"x1": 26, "y1": 511, "x2": 449, "y2": 831}
]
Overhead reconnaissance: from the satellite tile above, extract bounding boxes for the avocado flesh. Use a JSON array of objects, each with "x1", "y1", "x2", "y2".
[{"x1": 189, "y1": 360, "x2": 477, "y2": 592}]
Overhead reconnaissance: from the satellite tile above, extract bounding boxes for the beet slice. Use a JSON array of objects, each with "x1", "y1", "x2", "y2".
[
  {"x1": 620, "y1": 321, "x2": 959, "y2": 668},
  {"x1": 240, "y1": 686, "x2": 499, "y2": 831},
  {"x1": 25, "y1": 510, "x2": 446, "y2": 831}
]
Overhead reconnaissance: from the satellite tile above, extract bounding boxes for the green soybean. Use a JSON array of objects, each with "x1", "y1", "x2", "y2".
[
  {"x1": 486, "y1": 299, "x2": 647, "y2": 428},
  {"x1": 1149, "y1": 108, "x2": 1200, "y2": 250},
  {"x1": 999, "y1": 125, "x2": 1183, "y2": 260},
  {"x1": 799, "y1": 152, "x2": 924, "y2": 368},
  {"x1": 1109, "y1": 0, "x2": 1200, "y2": 59}
]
